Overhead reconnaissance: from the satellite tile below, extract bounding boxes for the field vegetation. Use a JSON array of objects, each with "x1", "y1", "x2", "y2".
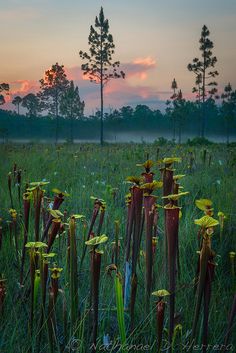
[{"x1": 0, "y1": 142, "x2": 235, "y2": 353}]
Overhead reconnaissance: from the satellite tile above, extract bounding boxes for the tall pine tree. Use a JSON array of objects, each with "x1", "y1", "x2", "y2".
[
  {"x1": 188, "y1": 25, "x2": 218, "y2": 138},
  {"x1": 79, "y1": 7, "x2": 125, "y2": 145}
]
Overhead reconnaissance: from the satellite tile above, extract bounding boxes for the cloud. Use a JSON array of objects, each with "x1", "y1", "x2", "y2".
[
  {"x1": 121, "y1": 56, "x2": 157, "y2": 81},
  {"x1": 10, "y1": 80, "x2": 39, "y2": 94},
  {"x1": 133, "y1": 57, "x2": 156, "y2": 66},
  {"x1": 67, "y1": 56, "x2": 161, "y2": 111},
  {"x1": 102, "y1": 79, "x2": 165, "y2": 111},
  {"x1": 3, "y1": 57, "x2": 168, "y2": 113},
  {"x1": 4, "y1": 80, "x2": 39, "y2": 109}
]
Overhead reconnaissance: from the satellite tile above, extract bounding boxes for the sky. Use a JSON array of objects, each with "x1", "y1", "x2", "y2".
[{"x1": 0, "y1": 0, "x2": 236, "y2": 114}]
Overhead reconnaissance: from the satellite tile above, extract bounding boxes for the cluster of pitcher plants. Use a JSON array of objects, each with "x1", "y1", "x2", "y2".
[{"x1": 0, "y1": 158, "x2": 235, "y2": 353}]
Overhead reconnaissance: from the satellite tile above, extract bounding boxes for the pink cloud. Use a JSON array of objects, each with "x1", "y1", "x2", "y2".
[
  {"x1": 65, "y1": 56, "x2": 156, "y2": 84},
  {"x1": 10, "y1": 80, "x2": 39, "y2": 94},
  {"x1": 3, "y1": 57, "x2": 166, "y2": 113},
  {"x1": 62, "y1": 58, "x2": 161, "y2": 112},
  {"x1": 3, "y1": 80, "x2": 39, "y2": 109},
  {"x1": 133, "y1": 57, "x2": 156, "y2": 66},
  {"x1": 121, "y1": 56, "x2": 157, "y2": 81}
]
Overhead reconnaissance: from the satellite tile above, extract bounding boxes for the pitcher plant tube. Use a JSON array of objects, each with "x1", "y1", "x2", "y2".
[
  {"x1": 162, "y1": 191, "x2": 188, "y2": 345},
  {"x1": 191, "y1": 214, "x2": 219, "y2": 347},
  {"x1": 85, "y1": 234, "x2": 108, "y2": 352},
  {"x1": 80, "y1": 197, "x2": 105, "y2": 269},
  {"x1": 152, "y1": 289, "x2": 170, "y2": 353},
  {"x1": 141, "y1": 181, "x2": 162, "y2": 311}
]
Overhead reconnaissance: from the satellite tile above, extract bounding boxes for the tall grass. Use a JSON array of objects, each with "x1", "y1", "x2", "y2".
[{"x1": 0, "y1": 142, "x2": 235, "y2": 352}]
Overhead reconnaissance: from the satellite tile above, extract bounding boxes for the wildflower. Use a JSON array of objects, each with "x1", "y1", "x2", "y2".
[
  {"x1": 195, "y1": 199, "x2": 214, "y2": 216},
  {"x1": 152, "y1": 237, "x2": 158, "y2": 255},
  {"x1": 9, "y1": 208, "x2": 17, "y2": 220},
  {"x1": 42, "y1": 252, "x2": 56, "y2": 259},
  {"x1": 85, "y1": 234, "x2": 108, "y2": 247},
  {"x1": 173, "y1": 174, "x2": 185, "y2": 181},
  {"x1": 152, "y1": 289, "x2": 170, "y2": 298},
  {"x1": 28, "y1": 181, "x2": 50, "y2": 188},
  {"x1": 136, "y1": 160, "x2": 154, "y2": 173},
  {"x1": 136, "y1": 160, "x2": 155, "y2": 182},
  {"x1": 126, "y1": 176, "x2": 144, "y2": 185},
  {"x1": 194, "y1": 215, "x2": 219, "y2": 230},
  {"x1": 162, "y1": 191, "x2": 189, "y2": 202},
  {"x1": 52, "y1": 188, "x2": 70, "y2": 197},
  {"x1": 50, "y1": 266, "x2": 63, "y2": 279},
  {"x1": 49, "y1": 209, "x2": 64, "y2": 219},
  {"x1": 141, "y1": 181, "x2": 163, "y2": 195},
  {"x1": 162, "y1": 157, "x2": 181, "y2": 167},
  {"x1": 25, "y1": 241, "x2": 48, "y2": 249}
]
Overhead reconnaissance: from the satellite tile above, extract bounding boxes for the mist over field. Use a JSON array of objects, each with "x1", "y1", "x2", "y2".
[{"x1": 1, "y1": 132, "x2": 235, "y2": 144}]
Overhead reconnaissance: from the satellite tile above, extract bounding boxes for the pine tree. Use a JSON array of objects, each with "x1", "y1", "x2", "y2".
[
  {"x1": 166, "y1": 78, "x2": 179, "y2": 140},
  {"x1": 12, "y1": 96, "x2": 22, "y2": 115},
  {"x1": 187, "y1": 25, "x2": 219, "y2": 138},
  {"x1": 221, "y1": 83, "x2": 236, "y2": 144},
  {"x1": 79, "y1": 7, "x2": 125, "y2": 145},
  {"x1": 60, "y1": 81, "x2": 85, "y2": 143},
  {"x1": 22, "y1": 93, "x2": 41, "y2": 117},
  {"x1": 39, "y1": 63, "x2": 69, "y2": 143},
  {"x1": 0, "y1": 83, "x2": 9, "y2": 105}
]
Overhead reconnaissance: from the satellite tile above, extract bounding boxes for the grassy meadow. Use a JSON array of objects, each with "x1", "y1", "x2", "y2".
[{"x1": 0, "y1": 142, "x2": 235, "y2": 353}]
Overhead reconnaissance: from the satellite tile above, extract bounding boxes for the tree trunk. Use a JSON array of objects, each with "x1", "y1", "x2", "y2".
[
  {"x1": 70, "y1": 116, "x2": 74, "y2": 143},
  {"x1": 173, "y1": 117, "x2": 176, "y2": 141},
  {"x1": 178, "y1": 122, "x2": 182, "y2": 144},
  {"x1": 55, "y1": 91, "x2": 59, "y2": 144},
  {"x1": 201, "y1": 102, "x2": 206, "y2": 139},
  {"x1": 100, "y1": 80, "x2": 104, "y2": 146},
  {"x1": 100, "y1": 26, "x2": 104, "y2": 146},
  {"x1": 226, "y1": 118, "x2": 230, "y2": 145},
  {"x1": 201, "y1": 50, "x2": 206, "y2": 139}
]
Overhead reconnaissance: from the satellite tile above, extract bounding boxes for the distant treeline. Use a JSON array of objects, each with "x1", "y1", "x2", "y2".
[{"x1": 0, "y1": 100, "x2": 235, "y2": 142}]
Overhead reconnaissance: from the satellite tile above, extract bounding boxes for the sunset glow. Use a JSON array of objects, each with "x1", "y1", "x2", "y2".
[{"x1": 0, "y1": 0, "x2": 236, "y2": 113}]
